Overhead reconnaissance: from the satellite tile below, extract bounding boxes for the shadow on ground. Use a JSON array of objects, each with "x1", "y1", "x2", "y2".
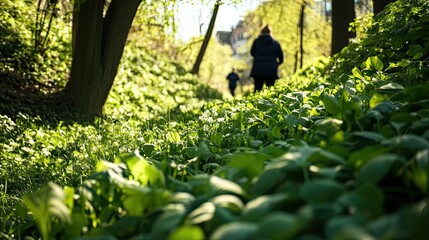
[{"x1": 0, "y1": 72, "x2": 82, "y2": 122}]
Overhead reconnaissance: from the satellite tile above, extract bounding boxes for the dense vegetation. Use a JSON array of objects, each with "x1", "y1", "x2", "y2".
[{"x1": 1, "y1": 0, "x2": 429, "y2": 239}]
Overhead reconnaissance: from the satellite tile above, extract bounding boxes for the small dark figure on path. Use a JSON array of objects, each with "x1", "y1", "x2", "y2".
[
  {"x1": 250, "y1": 25, "x2": 284, "y2": 93},
  {"x1": 226, "y1": 68, "x2": 240, "y2": 97}
]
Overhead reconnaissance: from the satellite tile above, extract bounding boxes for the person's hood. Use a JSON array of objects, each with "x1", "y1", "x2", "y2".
[{"x1": 258, "y1": 34, "x2": 274, "y2": 45}]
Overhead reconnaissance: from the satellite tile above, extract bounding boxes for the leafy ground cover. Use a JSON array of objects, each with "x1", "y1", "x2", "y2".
[{"x1": 1, "y1": 0, "x2": 429, "y2": 239}]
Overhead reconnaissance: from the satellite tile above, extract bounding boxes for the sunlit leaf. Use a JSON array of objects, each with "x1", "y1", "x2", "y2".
[
  {"x1": 322, "y1": 95, "x2": 341, "y2": 114},
  {"x1": 209, "y1": 222, "x2": 258, "y2": 240},
  {"x1": 255, "y1": 213, "x2": 301, "y2": 239},
  {"x1": 357, "y1": 154, "x2": 404, "y2": 184},
  {"x1": 151, "y1": 210, "x2": 185, "y2": 240},
  {"x1": 168, "y1": 225, "x2": 204, "y2": 240},
  {"x1": 209, "y1": 176, "x2": 246, "y2": 197},
  {"x1": 241, "y1": 194, "x2": 288, "y2": 221}
]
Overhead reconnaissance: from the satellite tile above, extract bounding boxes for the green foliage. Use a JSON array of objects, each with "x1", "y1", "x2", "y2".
[
  {"x1": 0, "y1": 0, "x2": 71, "y2": 86},
  {"x1": 1, "y1": 0, "x2": 429, "y2": 239}
]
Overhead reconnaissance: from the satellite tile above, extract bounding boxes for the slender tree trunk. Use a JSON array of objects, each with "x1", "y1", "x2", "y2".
[
  {"x1": 191, "y1": 1, "x2": 220, "y2": 75},
  {"x1": 331, "y1": 0, "x2": 356, "y2": 55},
  {"x1": 299, "y1": 3, "x2": 305, "y2": 69},
  {"x1": 65, "y1": 0, "x2": 141, "y2": 118},
  {"x1": 373, "y1": 0, "x2": 396, "y2": 15}
]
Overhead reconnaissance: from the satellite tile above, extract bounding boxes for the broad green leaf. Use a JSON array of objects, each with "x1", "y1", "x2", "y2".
[
  {"x1": 255, "y1": 213, "x2": 301, "y2": 239},
  {"x1": 210, "y1": 132, "x2": 223, "y2": 147},
  {"x1": 352, "y1": 67, "x2": 364, "y2": 80},
  {"x1": 411, "y1": 118, "x2": 429, "y2": 132},
  {"x1": 332, "y1": 226, "x2": 375, "y2": 240},
  {"x1": 377, "y1": 82, "x2": 404, "y2": 91},
  {"x1": 151, "y1": 210, "x2": 185, "y2": 240},
  {"x1": 23, "y1": 182, "x2": 71, "y2": 240},
  {"x1": 167, "y1": 131, "x2": 181, "y2": 142},
  {"x1": 252, "y1": 168, "x2": 285, "y2": 195},
  {"x1": 209, "y1": 176, "x2": 246, "y2": 197},
  {"x1": 351, "y1": 131, "x2": 386, "y2": 142},
  {"x1": 325, "y1": 216, "x2": 363, "y2": 239},
  {"x1": 111, "y1": 216, "x2": 141, "y2": 238},
  {"x1": 241, "y1": 194, "x2": 288, "y2": 221},
  {"x1": 309, "y1": 149, "x2": 346, "y2": 166},
  {"x1": 338, "y1": 185, "x2": 384, "y2": 218},
  {"x1": 210, "y1": 194, "x2": 244, "y2": 212},
  {"x1": 382, "y1": 135, "x2": 429, "y2": 151},
  {"x1": 122, "y1": 185, "x2": 171, "y2": 216},
  {"x1": 370, "y1": 93, "x2": 389, "y2": 108},
  {"x1": 121, "y1": 152, "x2": 165, "y2": 186},
  {"x1": 168, "y1": 226, "x2": 204, "y2": 240},
  {"x1": 229, "y1": 152, "x2": 269, "y2": 177},
  {"x1": 209, "y1": 222, "x2": 258, "y2": 240},
  {"x1": 322, "y1": 95, "x2": 341, "y2": 114},
  {"x1": 357, "y1": 154, "x2": 403, "y2": 184},
  {"x1": 371, "y1": 101, "x2": 394, "y2": 113},
  {"x1": 366, "y1": 56, "x2": 384, "y2": 71},
  {"x1": 407, "y1": 44, "x2": 424, "y2": 59},
  {"x1": 349, "y1": 146, "x2": 390, "y2": 168},
  {"x1": 187, "y1": 202, "x2": 216, "y2": 224},
  {"x1": 209, "y1": 207, "x2": 237, "y2": 232},
  {"x1": 271, "y1": 125, "x2": 282, "y2": 139},
  {"x1": 300, "y1": 179, "x2": 345, "y2": 203},
  {"x1": 314, "y1": 118, "x2": 343, "y2": 136}
]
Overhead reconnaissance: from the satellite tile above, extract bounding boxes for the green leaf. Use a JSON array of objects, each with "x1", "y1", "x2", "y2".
[
  {"x1": 121, "y1": 151, "x2": 165, "y2": 186},
  {"x1": 352, "y1": 131, "x2": 386, "y2": 142},
  {"x1": 252, "y1": 168, "x2": 285, "y2": 195},
  {"x1": 338, "y1": 185, "x2": 384, "y2": 219},
  {"x1": 209, "y1": 222, "x2": 258, "y2": 240},
  {"x1": 300, "y1": 179, "x2": 345, "y2": 203},
  {"x1": 357, "y1": 154, "x2": 403, "y2": 184},
  {"x1": 209, "y1": 176, "x2": 246, "y2": 197},
  {"x1": 322, "y1": 95, "x2": 341, "y2": 114},
  {"x1": 122, "y1": 185, "x2": 171, "y2": 216},
  {"x1": 271, "y1": 125, "x2": 282, "y2": 139},
  {"x1": 210, "y1": 194, "x2": 244, "y2": 212},
  {"x1": 210, "y1": 132, "x2": 224, "y2": 147},
  {"x1": 229, "y1": 152, "x2": 269, "y2": 178},
  {"x1": 241, "y1": 194, "x2": 289, "y2": 222},
  {"x1": 370, "y1": 93, "x2": 389, "y2": 108},
  {"x1": 168, "y1": 225, "x2": 205, "y2": 240},
  {"x1": 325, "y1": 216, "x2": 363, "y2": 239},
  {"x1": 352, "y1": 67, "x2": 364, "y2": 80},
  {"x1": 151, "y1": 210, "x2": 185, "y2": 240},
  {"x1": 187, "y1": 202, "x2": 216, "y2": 224},
  {"x1": 407, "y1": 44, "x2": 424, "y2": 59},
  {"x1": 255, "y1": 213, "x2": 301, "y2": 239},
  {"x1": 382, "y1": 135, "x2": 429, "y2": 152},
  {"x1": 366, "y1": 56, "x2": 384, "y2": 71},
  {"x1": 23, "y1": 182, "x2": 71, "y2": 240}
]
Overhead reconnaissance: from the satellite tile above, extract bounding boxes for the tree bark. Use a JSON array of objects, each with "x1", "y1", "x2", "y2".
[
  {"x1": 191, "y1": 1, "x2": 220, "y2": 75},
  {"x1": 65, "y1": 0, "x2": 141, "y2": 118},
  {"x1": 331, "y1": 0, "x2": 356, "y2": 55},
  {"x1": 299, "y1": 3, "x2": 305, "y2": 69},
  {"x1": 373, "y1": 0, "x2": 396, "y2": 15}
]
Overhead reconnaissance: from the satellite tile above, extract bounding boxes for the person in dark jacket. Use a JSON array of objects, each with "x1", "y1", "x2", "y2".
[
  {"x1": 250, "y1": 25, "x2": 284, "y2": 93},
  {"x1": 226, "y1": 68, "x2": 240, "y2": 97}
]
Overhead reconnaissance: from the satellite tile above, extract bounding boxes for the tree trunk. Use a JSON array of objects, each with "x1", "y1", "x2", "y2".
[
  {"x1": 299, "y1": 3, "x2": 305, "y2": 69},
  {"x1": 65, "y1": 0, "x2": 141, "y2": 118},
  {"x1": 191, "y1": 1, "x2": 220, "y2": 75},
  {"x1": 331, "y1": 0, "x2": 356, "y2": 55},
  {"x1": 373, "y1": 0, "x2": 396, "y2": 15}
]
